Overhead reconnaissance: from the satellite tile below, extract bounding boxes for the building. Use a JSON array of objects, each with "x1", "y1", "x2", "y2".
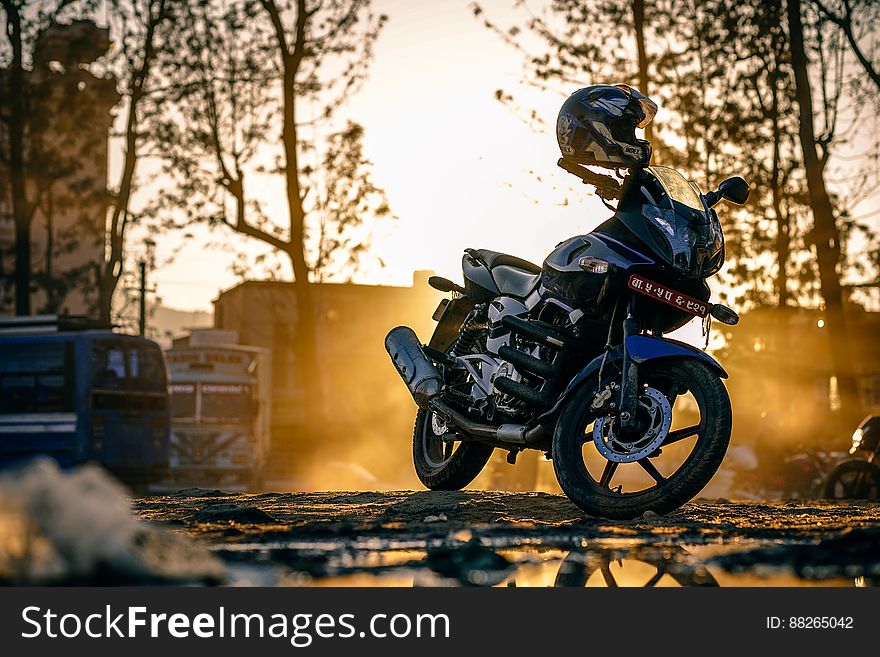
[
  {"x1": 0, "y1": 20, "x2": 118, "y2": 315},
  {"x1": 212, "y1": 272, "x2": 442, "y2": 484}
]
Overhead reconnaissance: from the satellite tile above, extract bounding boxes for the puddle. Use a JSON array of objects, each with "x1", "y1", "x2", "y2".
[{"x1": 216, "y1": 541, "x2": 868, "y2": 587}]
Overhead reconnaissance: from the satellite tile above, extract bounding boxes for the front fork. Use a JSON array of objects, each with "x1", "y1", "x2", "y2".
[{"x1": 619, "y1": 296, "x2": 639, "y2": 430}]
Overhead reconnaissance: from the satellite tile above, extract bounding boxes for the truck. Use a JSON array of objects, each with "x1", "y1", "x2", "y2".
[{"x1": 165, "y1": 329, "x2": 270, "y2": 489}]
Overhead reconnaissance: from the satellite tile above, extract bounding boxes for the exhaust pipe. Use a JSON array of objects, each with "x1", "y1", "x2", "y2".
[
  {"x1": 384, "y1": 325, "x2": 547, "y2": 445},
  {"x1": 385, "y1": 326, "x2": 443, "y2": 408}
]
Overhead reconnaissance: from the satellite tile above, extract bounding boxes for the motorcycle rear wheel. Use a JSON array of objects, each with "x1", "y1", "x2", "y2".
[
  {"x1": 412, "y1": 408, "x2": 494, "y2": 490},
  {"x1": 552, "y1": 359, "x2": 731, "y2": 519}
]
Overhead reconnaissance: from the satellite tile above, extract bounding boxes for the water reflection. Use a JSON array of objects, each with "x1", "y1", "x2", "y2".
[
  {"x1": 224, "y1": 541, "x2": 871, "y2": 588},
  {"x1": 411, "y1": 544, "x2": 718, "y2": 587},
  {"x1": 552, "y1": 546, "x2": 718, "y2": 587}
]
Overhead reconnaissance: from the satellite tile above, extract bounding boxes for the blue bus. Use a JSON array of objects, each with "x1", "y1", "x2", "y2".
[{"x1": 0, "y1": 316, "x2": 170, "y2": 482}]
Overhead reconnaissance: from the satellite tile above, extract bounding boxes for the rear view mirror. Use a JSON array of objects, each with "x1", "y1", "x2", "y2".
[{"x1": 717, "y1": 177, "x2": 750, "y2": 205}]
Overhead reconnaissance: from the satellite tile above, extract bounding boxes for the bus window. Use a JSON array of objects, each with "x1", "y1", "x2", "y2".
[
  {"x1": 92, "y1": 342, "x2": 127, "y2": 391},
  {"x1": 92, "y1": 340, "x2": 167, "y2": 411},
  {"x1": 200, "y1": 383, "x2": 251, "y2": 422},
  {"x1": 0, "y1": 343, "x2": 73, "y2": 413},
  {"x1": 170, "y1": 383, "x2": 196, "y2": 419},
  {"x1": 131, "y1": 345, "x2": 167, "y2": 392}
]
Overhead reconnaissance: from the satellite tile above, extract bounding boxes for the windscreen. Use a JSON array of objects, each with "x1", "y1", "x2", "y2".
[
  {"x1": 92, "y1": 340, "x2": 166, "y2": 392},
  {"x1": 200, "y1": 383, "x2": 252, "y2": 422},
  {"x1": 647, "y1": 166, "x2": 703, "y2": 210},
  {"x1": 170, "y1": 383, "x2": 196, "y2": 419}
]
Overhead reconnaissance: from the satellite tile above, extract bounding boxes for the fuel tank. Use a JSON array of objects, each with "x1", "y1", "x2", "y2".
[{"x1": 541, "y1": 233, "x2": 654, "y2": 307}]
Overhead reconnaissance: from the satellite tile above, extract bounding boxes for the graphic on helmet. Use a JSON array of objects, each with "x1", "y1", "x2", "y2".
[{"x1": 556, "y1": 84, "x2": 658, "y2": 169}]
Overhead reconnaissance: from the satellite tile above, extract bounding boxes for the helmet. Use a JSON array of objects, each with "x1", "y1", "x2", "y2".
[{"x1": 556, "y1": 84, "x2": 658, "y2": 168}]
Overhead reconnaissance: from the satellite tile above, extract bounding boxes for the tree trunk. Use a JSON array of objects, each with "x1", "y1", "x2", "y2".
[
  {"x1": 3, "y1": 0, "x2": 32, "y2": 315},
  {"x1": 280, "y1": 52, "x2": 325, "y2": 425},
  {"x1": 770, "y1": 76, "x2": 789, "y2": 306},
  {"x1": 787, "y1": 0, "x2": 861, "y2": 425},
  {"x1": 97, "y1": 269, "x2": 119, "y2": 327},
  {"x1": 631, "y1": 0, "x2": 652, "y2": 144}
]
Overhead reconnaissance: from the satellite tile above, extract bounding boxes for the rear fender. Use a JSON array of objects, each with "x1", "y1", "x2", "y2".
[
  {"x1": 428, "y1": 296, "x2": 475, "y2": 352},
  {"x1": 539, "y1": 334, "x2": 726, "y2": 421}
]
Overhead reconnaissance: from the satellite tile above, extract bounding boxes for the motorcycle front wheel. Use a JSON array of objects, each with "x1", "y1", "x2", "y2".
[
  {"x1": 822, "y1": 459, "x2": 880, "y2": 499},
  {"x1": 552, "y1": 359, "x2": 731, "y2": 519}
]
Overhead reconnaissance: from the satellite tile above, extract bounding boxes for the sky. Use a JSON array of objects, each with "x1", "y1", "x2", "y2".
[{"x1": 136, "y1": 0, "x2": 610, "y2": 312}]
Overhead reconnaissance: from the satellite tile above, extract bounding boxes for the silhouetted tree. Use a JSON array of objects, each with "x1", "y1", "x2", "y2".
[
  {"x1": 97, "y1": 0, "x2": 174, "y2": 325},
  {"x1": 1, "y1": 1, "x2": 84, "y2": 314},
  {"x1": 153, "y1": 0, "x2": 387, "y2": 419},
  {"x1": 788, "y1": 0, "x2": 862, "y2": 423},
  {"x1": 0, "y1": 1, "x2": 119, "y2": 316},
  {"x1": 309, "y1": 121, "x2": 393, "y2": 283},
  {"x1": 812, "y1": 0, "x2": 880, "y2": 92}
]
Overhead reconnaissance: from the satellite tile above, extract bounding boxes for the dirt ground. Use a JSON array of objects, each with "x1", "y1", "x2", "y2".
[{"x1": 132, "y1": 490, "x2": 880, "y2": 587}]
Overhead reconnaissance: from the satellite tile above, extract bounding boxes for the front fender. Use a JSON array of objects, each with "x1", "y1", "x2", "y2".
[
  {"x1": 539, "y1": 334, "x2": 727, "y2": 421},
  {"x1": 626, "y1": 335, "x2": 727, "y2": 378}
]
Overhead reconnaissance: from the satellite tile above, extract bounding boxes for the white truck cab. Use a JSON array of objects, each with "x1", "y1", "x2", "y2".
[{"x1": 166, "y1": 329, "x2": 270, "y2": 489}]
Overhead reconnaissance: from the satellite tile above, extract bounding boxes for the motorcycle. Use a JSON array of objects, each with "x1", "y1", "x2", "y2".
[
  {"x1": 822, "y1": 416, "x2": 880, "y2": 499},
  {"x1": 385, "y1": 158, "x2": 749, "y2": 519}
]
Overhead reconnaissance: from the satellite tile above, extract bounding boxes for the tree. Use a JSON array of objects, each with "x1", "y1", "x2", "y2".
[
  {"x1": 787, "y1": 0, "x2": 862, "y2": 423},
  {"x1": 154, "y1": 0, "x2": 387, "y2": 420},
  {"x1": 1, "y1": 1, "x2": 120, "y2": 316},
  {"x1": 97, "y1": 0, "x2": 173, "y2": 325},
  {"x1": 812, "y1": 0, "x2": 880, "y2": 92},
  {"x1": 309, "y1": 120, "x2": 393, "y2": 283},
  {"x1": 1, "y1": 0, "x2": 31, "y2": 314},
  {"x1": 700, "y1": 0, "x2": 817, "y2": 307}
]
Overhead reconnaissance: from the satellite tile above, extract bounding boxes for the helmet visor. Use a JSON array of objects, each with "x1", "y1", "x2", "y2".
[{"x1": 615, "y1": 84, "x2": 658, "y2": 128}]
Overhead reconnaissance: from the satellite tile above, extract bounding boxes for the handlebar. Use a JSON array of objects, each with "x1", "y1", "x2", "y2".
[{"x1": 556, "y1": 158, "x2": 623, "y2": 200}]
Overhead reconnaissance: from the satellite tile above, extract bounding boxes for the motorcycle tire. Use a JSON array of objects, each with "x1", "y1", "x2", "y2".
[
  {"x1": 822, "y1": 459, "x2": 880, "y2": 499},
  {"x1": 552, "y1": 359, "x2": 731, "y2": 519},
  {"x1": 553, "y1": 547, "x2": 718, "y2": 587},
  {"x1": 412, "y1": 408, "x2": 494, "y2": 490}
]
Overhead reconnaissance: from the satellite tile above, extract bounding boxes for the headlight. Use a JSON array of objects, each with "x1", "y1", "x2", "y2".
[
  {"x1": 642, "y1": 205, "x2": 676, "y2": 237},
  {"x1": 852, "y1": 428, "x2": 863, "y2": 449}
]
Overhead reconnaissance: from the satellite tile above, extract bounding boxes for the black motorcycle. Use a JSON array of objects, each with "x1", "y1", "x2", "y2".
[
  {"x1": 823, "y1": 416, "x2": 880, "y2": 499},
  {"x1": 385, "y1": 159, "x2": 748, "y2": 519}
]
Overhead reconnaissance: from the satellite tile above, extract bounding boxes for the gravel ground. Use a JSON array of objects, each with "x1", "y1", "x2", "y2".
[{"x1": 131, "y1": 490, "x2": 880, "y2": 586}]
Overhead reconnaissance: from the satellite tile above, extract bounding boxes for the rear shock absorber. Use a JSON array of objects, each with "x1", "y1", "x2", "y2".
[{"x1": 451, "y1": 307, "x2": 488, "y2": 356}]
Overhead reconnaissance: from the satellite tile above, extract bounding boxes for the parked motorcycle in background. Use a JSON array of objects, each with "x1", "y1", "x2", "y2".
[
  {"x1": 385, "y1": 84, "x2": 749, "y2": 518},
  {"x1": 823, "y1": 416, "x2": 880, "y2": 499}
]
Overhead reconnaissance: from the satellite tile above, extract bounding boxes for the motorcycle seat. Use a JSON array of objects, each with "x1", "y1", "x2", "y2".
[
  {"x1": 492, "y1": 264, "x2": 540, "y2": 299},
  {"x1": 473, "y1": 248, "x2": 542, "y2": 275}
]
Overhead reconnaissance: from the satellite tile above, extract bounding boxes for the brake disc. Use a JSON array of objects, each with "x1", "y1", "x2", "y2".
[
  {"x1": 431, "y1": 411, "x2": 449, "y2": 436},
  {"x1": 593, "y1": 387, "x2": 672, "y2": 463}
]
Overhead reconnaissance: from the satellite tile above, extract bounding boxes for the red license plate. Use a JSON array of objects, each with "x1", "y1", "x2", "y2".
[{"x1": 627, "y1": 275, "x2": 710, "y2": 317}]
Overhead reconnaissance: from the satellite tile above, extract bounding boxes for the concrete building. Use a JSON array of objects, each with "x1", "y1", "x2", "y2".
[
  {"x1": 0, "y1": 20, "x2": 118, "y2": 315},
  {"x1": 212, "y1": 272, "x2": 442, "y2": 484}
]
